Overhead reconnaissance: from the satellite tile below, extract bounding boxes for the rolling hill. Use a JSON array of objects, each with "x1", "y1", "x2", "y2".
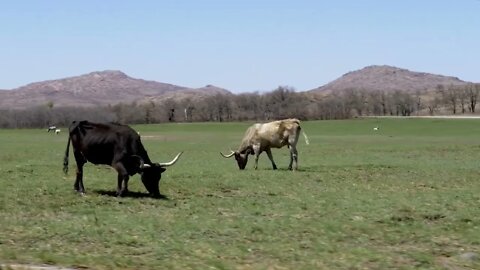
[
  {"x1": 308, "y1": 65, "x2": 469, "y2": 95},
  {"x1": 0, "y1": 65, "x2": 474, "y2": 110},
  {"x1": 0, "y1": 71, "x2": 230, "y2": 109}
]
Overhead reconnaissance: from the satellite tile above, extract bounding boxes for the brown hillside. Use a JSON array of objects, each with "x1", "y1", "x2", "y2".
[
  {"x1": 140, "y1": 85, "x2": 233, "y2": 104},
  {"x1": 308, "y1": 65, "x2": 469, "y2": 95},
  {"x1": 0, "y1": 65, "x2": 473, "y2": 110},
  {"x1": 0, "y1": 71, "x2": 202, "y2": 109}
]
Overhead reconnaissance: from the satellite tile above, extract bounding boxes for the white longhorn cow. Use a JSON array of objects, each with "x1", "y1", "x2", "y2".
[{"x1": 221, "y1": 118, "x2": 309, "y2": 171}]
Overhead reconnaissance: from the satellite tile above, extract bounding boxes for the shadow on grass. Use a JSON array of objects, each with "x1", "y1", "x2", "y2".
[
  {"x1": 244, "y1": 166, "x2": 321, "y2": 172},
  {"x1": 237, "y1": 166, "x2": 324, "y2": 173},
  {"x1": 94, "y1": 189, "x2": 169, "y2": 200},
  {"x1": 276, "y1": 166, "x2": 321, "y2": 172}
]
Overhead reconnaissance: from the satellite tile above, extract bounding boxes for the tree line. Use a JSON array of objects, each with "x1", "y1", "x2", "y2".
[{"x1": 1, "y1": 83, "x2": 479, "y2": 129}]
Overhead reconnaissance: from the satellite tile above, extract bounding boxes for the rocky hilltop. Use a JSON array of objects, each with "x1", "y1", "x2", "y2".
[
  {"x1": 309, "y1": 65, "x2": 469, "y2": 94},
  {"x1": 0, "y1": 65, "x2": 473, "y2": 110},
  {"x1": 0, "y1": 71, "x2": 229, "y2": 109}
]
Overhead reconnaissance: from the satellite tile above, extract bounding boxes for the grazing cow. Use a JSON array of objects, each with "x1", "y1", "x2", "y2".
[
  {"x1": 47, "y1": 125, "x2": 57, "y2": 132},
  {"x1": 221, "y1": 118, "x2": 309, "y2": 171},
  {"x1": 63, "y1": 120, "x2": 183, "y2": 197}
]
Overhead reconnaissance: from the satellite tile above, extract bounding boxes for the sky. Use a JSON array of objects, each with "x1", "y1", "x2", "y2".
[{"x1": 1, "y1": 0, "x2": 479, "y2": 93}]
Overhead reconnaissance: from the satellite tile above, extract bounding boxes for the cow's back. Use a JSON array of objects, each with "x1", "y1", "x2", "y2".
[
  {"x1": 279, "y1": 118, "x2": 300, "y2": 130},
  {"x1": 69, "y1": 121, "x2": 143, "y2": 165},
  {"x1": 257, "y1": 119, "x2": 300, "y2": 148}
]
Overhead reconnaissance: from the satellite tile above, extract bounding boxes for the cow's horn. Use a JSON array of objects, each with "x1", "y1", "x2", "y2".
[
  {"x1": 220, "y1": 150, "x2": 235, "y2": 158},
  {"x1": 158, "y1": 151, "x2": 183, "y2": 167}
]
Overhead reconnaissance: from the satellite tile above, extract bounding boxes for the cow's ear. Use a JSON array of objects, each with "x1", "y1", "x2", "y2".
[{"x1": 130, "y1": 155, "x2": 146, "y2": 170}]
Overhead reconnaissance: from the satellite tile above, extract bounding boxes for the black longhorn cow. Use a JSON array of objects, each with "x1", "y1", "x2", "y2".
[{"x1": 63, "y1": 120, "x2": 183, "y2": 197}]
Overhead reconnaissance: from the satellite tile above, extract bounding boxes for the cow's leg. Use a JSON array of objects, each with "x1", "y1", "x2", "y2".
[
  {"x1": 288, "y1": 130, "x2": 301, "y2": 171},
  {"x1": 116, "y1": 173, "x2": 129, "y2": 197},
  {"x1": 265, "y1": 148, "x2": 277, "y2": 170},
  {"x1": 113, "y1": 163, "x2": 129, "y2": 197},
  {"x1": 252, "y1": 145, "x2": 261, "y2": 170},
  {"x1": 254, "y1": 153, "x2": 260, "y2": 170},
  {"x1": 288, "y1": 145, "x2": 298, "y2": 171},
  {"x1": 73, "y1": 151, "x2": 86, "y2": 194}
]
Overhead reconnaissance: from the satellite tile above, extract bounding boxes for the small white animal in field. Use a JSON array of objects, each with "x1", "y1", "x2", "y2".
[
  {"x1": 373, "y1": 126, "x2": 379, "y2": 131},
  {"x1": 55, "y1": 129, "x2": 61, "y2": 134},
  {"x1": 47, "y1": 125, "x2": 57, "y2": 132}
]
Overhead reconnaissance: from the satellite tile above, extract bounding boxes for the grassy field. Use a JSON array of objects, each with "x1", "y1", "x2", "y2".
[{"x1": 0, "y1": 118, "x2": 479, "y2": 269}]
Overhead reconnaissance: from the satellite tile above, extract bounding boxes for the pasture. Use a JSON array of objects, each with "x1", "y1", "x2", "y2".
[{"x1": 0, "y1": 119, "x2": 479, "y2": 269}]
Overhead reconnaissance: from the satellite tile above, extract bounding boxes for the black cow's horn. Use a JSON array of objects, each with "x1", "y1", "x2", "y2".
[
  {"x1": 220, "y1": 150, "x2": 235, "y2": 158},
  {"x1": 158, "y1": 152, "x2": 183, "y2": 167}
]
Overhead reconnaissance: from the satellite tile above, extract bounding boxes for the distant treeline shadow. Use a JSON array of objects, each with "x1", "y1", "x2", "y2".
[{"x1": 94, "y1": 189, "x2": 169, "y2": 200}]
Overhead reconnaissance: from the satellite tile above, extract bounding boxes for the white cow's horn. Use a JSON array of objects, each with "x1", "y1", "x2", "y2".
[
  {"x1": 220, "y1": 150, "x2": 235, "y2": 158},
  {"x1": 158, "y1": 152, "x2": 183, "y2": 167}
]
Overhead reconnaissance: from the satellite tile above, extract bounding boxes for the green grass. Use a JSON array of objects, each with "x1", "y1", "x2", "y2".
[{"x1": 0, "y1": 118, "x2": 479, "y2": 269}]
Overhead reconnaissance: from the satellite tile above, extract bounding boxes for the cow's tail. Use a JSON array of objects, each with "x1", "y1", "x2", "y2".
[
  {"x1": 63, "y1": 133, "x2": 71, "y2": 175},
  {"x1": 302, "y1": 130, "x2": 310, "y2": 145},
  {"x1": 297, "y1": 123, "x2": 310, "y2": 145}
]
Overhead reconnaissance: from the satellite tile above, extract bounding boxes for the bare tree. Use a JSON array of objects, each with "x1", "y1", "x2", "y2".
[
  {"x1": 414, "y1": 90, "x2": 424, "y2": 115},
  {"x1": 426, "y1": 97, "x2": 441, "y2": 116},
  {"x1": 143, "y1": 101, "x2": 155, "y2": 124},
  {"x1": 457, "y1": 86, "x2": 468, "y2": 114},
  {"x1": 264, "y1": 86, "x2": 296, "y2": 119},
  {"x1": 340, "y1": 88, "x2": 368, "y2": 116},
  {"x1": 179, "y1": 98, "x2": 195, "y2": 122},
  {"x1": 437, "y1": 84, "x2": 458, "y2": 114},
  {"x1": 367, "y1": 91, "x2": 389, "y2": 116},
  {"x1": 391, "y1": 90, "x2": 415, "y2": 116},
  {"x1": 465, "y1": 83, "x2": 480, "y2": 113}
]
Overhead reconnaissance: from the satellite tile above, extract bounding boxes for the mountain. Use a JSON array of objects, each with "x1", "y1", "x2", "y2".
[
  {"x1": 308, "y1": 65, "x2": 469, "y2": 95},
  {"x1": 0, "y1": 65, "x2": 473, "y2": 110},
  {"x1": 140, "y1": 84, "x2": 233, "y2": 104},
  {"x1": 0, "y1": 71, "x2": 231, "y2": 109}
]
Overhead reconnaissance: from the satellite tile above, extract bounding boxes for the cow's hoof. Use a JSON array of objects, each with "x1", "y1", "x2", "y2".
[
  {"x1": 151, "y1": 193, "x2": 164, "y2": 199},
  {"x1": 74, "y1": 188, "x2": 85, "y2": 195},
  {"x1": 116, "y1": 189, "x2": 129, "y2": 197}
]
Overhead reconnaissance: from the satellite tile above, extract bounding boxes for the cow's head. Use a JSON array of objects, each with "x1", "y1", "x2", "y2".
[
  {"x1": 220, "y1": 149, "x2": 251, "y2": 170},
  {"x1": 138, "y1": 152, "x2": 183, "y2": 197}
]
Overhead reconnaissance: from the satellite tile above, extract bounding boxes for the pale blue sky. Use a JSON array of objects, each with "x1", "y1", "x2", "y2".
[{"x1": 1, "y1": 0, "x2": 479, "y2": 92}]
